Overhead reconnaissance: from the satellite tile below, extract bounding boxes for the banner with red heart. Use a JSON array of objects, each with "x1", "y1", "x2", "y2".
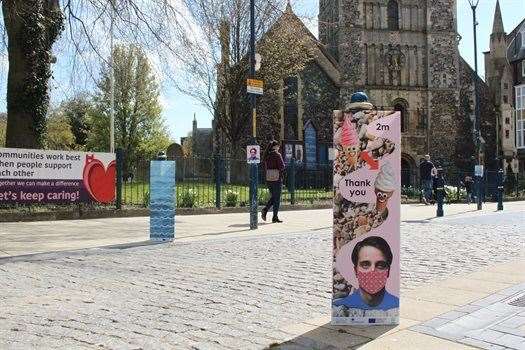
[{"x1": 82, "y1": 155, "x2": 116, "y2": 204}]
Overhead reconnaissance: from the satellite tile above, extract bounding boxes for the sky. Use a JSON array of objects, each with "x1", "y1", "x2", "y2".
[{"x1": 0, "y1": 0, "x2": 524, "y2": 145}]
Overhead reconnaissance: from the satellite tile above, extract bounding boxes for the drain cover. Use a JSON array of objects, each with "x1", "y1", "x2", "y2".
[{"x1": 508, "y1": 294, "x2": 525, "y2": 307}]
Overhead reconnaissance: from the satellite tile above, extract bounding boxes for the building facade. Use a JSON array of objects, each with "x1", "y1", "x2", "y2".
[
  {"x1": 320, "y1": 0, "x2": 499, "y2": 182},
  {"x1": 484, "y1": 1, "x2": 525, "y2": 175},
  {"x1": 215, "y1": 1, "x2": 521, "y2": 184}
]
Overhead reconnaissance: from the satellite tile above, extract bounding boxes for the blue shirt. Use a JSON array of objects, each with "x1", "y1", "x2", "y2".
[{"x1": 333, "y1": 290, "x2": 399, "y2": 311}]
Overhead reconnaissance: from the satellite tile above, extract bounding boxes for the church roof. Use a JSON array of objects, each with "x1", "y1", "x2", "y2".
[
  {"x1": 261, "y1": 3, "x2": 341, "y2": 85},
  {"x1": 492, "y1": 0, "x2": 504, "y2": 34}
]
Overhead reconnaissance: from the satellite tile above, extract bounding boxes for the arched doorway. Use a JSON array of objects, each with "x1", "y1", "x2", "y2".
[
  {"x1": 401, "y1": 154, "x2": 416, "y2": 188},
  {"x1": 401, "y1": 158, "x2": 411, "y2": 187},
  {"x1": 392, "y1": 98, "x2": 408, "y2": 133}
]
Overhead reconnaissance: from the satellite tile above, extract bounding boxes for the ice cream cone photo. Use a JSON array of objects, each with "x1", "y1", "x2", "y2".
[
  {"x1": 374, "y1": 162, "x2": 396, "y2": 214},
  {"x1": 341, "y1": 116, "x2": 360, "y2": 170}
]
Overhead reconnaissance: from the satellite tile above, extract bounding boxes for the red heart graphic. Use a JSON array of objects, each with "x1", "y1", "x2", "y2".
[{"x1": 83, "y1": 155, "x2": 116, "y2": 204}]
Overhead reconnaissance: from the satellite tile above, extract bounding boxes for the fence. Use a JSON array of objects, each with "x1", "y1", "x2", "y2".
[
  {"x1": 121, "y1": 156, "x2": 333, "y2": 209},
  {"x1": 400, "y1": 168, "x2": 525, "y2": 203},
  {"x1": 120, "y1": 156, "x2": 525, "y2": 209}
]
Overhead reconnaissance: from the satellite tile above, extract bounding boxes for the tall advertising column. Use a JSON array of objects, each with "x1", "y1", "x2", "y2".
[{"x1": 332, "y1": 99, "x2": 401, "y2": 325}]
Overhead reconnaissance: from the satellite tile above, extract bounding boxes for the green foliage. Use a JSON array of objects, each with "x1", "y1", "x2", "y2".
[
  {"x1": 225, "y1": 190, "x2": 239, "y2": 207},
  {"x1": 4, "y1": 0, "x2": 64, "y2": 147},
  {"x1": 178, "y1": 190, "x2": 197, "y2": 208},
  {"x1": 0, "y1": 114, "x2": 6, "y2": 147},
  {"x1": 143, "y1": 191, "x2": 150, "y2": 207},
  {"x1": 60, "y1": 94, "x2": 93, "y2": 148},
  {"x1": 87, "y1": 44, "x2": 171, "y2": 174},
  {"x1": 258, "y1": 190, "x2": 271, "y2": 205},
  {"x1": 401, "y1": 186, "x2": 420, "y2": 199},
  {"x1": 45, "y1": 112, "x2": 76, "y2": 150}
]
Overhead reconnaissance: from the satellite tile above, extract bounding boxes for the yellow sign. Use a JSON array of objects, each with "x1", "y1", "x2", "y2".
[{"x1": 247, "y1": 79, "x2": 264, "y2": 95}]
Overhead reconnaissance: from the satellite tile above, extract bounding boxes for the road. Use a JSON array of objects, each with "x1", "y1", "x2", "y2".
[{"x1": 1, "y1": 205, "x2": 524, "y2": 349}]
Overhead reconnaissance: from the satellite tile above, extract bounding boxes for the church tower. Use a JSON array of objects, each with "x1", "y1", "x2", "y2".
[
  {"x1": 484, "y1": 0, "x2": 516, "y2": 171},
  {"x1": 319, "y1": 0, "x2": 465, "y2": 172}
]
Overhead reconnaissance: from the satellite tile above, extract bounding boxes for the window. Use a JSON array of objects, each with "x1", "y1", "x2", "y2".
[
  {"x1": 387, "y1": 0, "x2": 399, "y2": 30},
  {"x1": 516, "y1": 85, "x2": 525, "y2": 149},
  {"x1": 506, "y1": 118, "x2": 510, "y2": 125},
  {"x1": 284, "y1": 77, "x2": 298, "y2": 140},
  {"x1": 393, "y1": 100, "x2": 408, "y2": 133},
  {"x1": 506, "y1": 130, "x2": 510, "y2": 139},
  {"x1": 503, "y1": 95, "x2": 508, "y2": 104},
  {"x1": 504, "y1": 83, "x2": 509, "y2": 89}
]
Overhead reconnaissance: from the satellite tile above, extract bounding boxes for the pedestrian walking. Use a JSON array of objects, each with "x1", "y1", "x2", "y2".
[
  {"x1": 262, "y1": 140, "x2": 285, "y2": 223},
  {"x1": 419, "y1": 154, "x2": 434, "y2": 205}
]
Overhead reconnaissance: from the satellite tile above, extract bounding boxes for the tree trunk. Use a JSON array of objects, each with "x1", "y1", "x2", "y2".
[{"x1": 3, "y1": 0, "x2": 63, "y2": 149}]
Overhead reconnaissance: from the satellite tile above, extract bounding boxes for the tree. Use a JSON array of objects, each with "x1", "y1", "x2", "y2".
[
  {"x1": 177, "y1": 1, "x2": 314, "y2": 157},
  {"x1": 87, "y1": 44, "x2": 171, "y2": 177},
  {"x1": 45, "y1": 111, "x2": 76, "y2": 150},
  {"x1": 1, "y1": 0, "x2": 186, "y2": 149},
  {"x1": 0, "y1": 113, "x2": 6, "y2": 147},
  {"x1": 60, "y1": 93, "x2": 93, "y2": 149},
  {"x1": 3, "y1": 0, "x2": 63, "y2": 148}
]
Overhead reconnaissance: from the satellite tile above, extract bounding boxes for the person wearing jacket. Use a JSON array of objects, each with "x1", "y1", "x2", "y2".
[{"x1": 262, "y1": 140, "x2": 285, "y2": 223}]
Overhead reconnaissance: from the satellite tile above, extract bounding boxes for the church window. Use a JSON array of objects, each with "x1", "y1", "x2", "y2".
[
  {"x1": 387, "y1": 0, "x2": 399, "y2": 31},
  {"x1": 393, "y1": 100, "x2": 408, "y2": 132},
  {"x1": 284, "y1": 77, "x2": 299, "y2": 140}
]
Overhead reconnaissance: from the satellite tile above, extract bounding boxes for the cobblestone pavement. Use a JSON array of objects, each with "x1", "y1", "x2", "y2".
[{"x1": 1, "y1": 209, "x2": 524, "y2": 349}]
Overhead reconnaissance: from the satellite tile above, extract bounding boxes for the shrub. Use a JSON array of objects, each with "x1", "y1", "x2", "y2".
[
  {"x1": 225, "y1": 190, "x2": 239, "y2": 207},
  {"x1": 143, "y1": 191, "x2": 150, "y2": 207},
  {"x1": 179, "y1": 189, "x2": 197, "y2": 208},
  {"x1": 258, "y1": 190, "x2": 270, "y2": 205}
]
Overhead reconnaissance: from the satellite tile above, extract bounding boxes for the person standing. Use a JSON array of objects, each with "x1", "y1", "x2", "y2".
[
  {"x1": 262, "y1": 140, "x2": 285, "y2": 223},
  {"x1": 419, "y1": 154, "x2": 434, "y2": 205}
]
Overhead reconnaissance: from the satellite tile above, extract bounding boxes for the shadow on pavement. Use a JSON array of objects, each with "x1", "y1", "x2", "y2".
[
  {"x1": 228, "y1": 223, "x2": 271, "y2": 228},
  {"x1": 265, "y1": 323, "x2": 396, "y2": 349}
]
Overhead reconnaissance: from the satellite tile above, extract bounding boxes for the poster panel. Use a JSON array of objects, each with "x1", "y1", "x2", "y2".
[
  {"x1": 149, "y1": 160, "x2": 176, "y2": 241},
  {"x1": 332, "y1": 110, "x2": 401, "y2": 326},
  {"x1": 246, "y1": 145, "x2": 261, "y2": 164},
  {"x1": 0, "y1": 147, "x2": 115, "y2": 204}
]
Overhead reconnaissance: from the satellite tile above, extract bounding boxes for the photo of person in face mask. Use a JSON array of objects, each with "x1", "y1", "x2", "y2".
[{"x1": 333, "y1": 236, "x2": 398, "y2": 310}]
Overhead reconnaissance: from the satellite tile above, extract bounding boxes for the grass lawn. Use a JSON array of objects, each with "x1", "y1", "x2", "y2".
[{"x1": 123, "y1": 182, "x2": 333, "y2": 208}]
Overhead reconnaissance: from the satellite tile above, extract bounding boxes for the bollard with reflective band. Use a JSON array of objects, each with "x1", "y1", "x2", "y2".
[
  {"x1": 497, "y1": 169, "x2": 504, "y2": 211},
  {"x1": 436, "y1": 187, "x2": 444, "y2": 217}
]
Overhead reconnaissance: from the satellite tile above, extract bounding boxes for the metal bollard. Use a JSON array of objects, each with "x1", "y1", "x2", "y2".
[
  {"x1": 497, "y1": 168, "x2": 504, "y2": 211},
  {"x1": 436, "y1": 187, "x2": 444, "y2": 217}
]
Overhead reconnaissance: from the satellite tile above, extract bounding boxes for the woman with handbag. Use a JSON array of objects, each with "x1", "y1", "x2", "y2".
[{"x1": 262, "y1": 140, "x2": 285, "y2": 223}]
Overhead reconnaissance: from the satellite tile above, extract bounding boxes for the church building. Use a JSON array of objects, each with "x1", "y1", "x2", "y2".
[{"x1": 214, "y1": 1, "x2": 524, "y2": 184}]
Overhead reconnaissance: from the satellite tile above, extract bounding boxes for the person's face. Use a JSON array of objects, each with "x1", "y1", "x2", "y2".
[
  {"x1": 425, "y1": 155, "x2": 431, "y2": 161},
  {"x1": 355, "y1": 246, "x2": 389, "y2": 274},
  {"x1": 250, "y1": 149, "x2": 256, "y2": 156},
  {"x1": 273, "y1": 145, "x2": 279, "y2": 152}
]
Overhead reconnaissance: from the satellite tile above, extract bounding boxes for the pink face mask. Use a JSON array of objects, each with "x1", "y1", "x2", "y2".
[{"x1": 356, "y1": 269, "x2": 389, "y2": 295}]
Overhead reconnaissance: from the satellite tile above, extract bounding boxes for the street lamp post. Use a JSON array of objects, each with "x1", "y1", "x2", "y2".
[
  {"x1": 469, "y1": 0, "x2": 483, "y2": 210},
  {"x1": 109, "y1": 0, "x2": 115, "y2": 154},
  {"x1": 248, "y1": 0, "x2": 258, "y2": 230}
]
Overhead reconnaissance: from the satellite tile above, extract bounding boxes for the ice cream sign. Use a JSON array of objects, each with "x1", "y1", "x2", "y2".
[{"x1": 332, "y1": 92, "x2": 401, "y2": 326}]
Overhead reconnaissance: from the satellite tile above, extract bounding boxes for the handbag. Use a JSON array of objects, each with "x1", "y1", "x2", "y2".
[{"x1": 266, "y1": 169, "x2": 280, "y2": 182}]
